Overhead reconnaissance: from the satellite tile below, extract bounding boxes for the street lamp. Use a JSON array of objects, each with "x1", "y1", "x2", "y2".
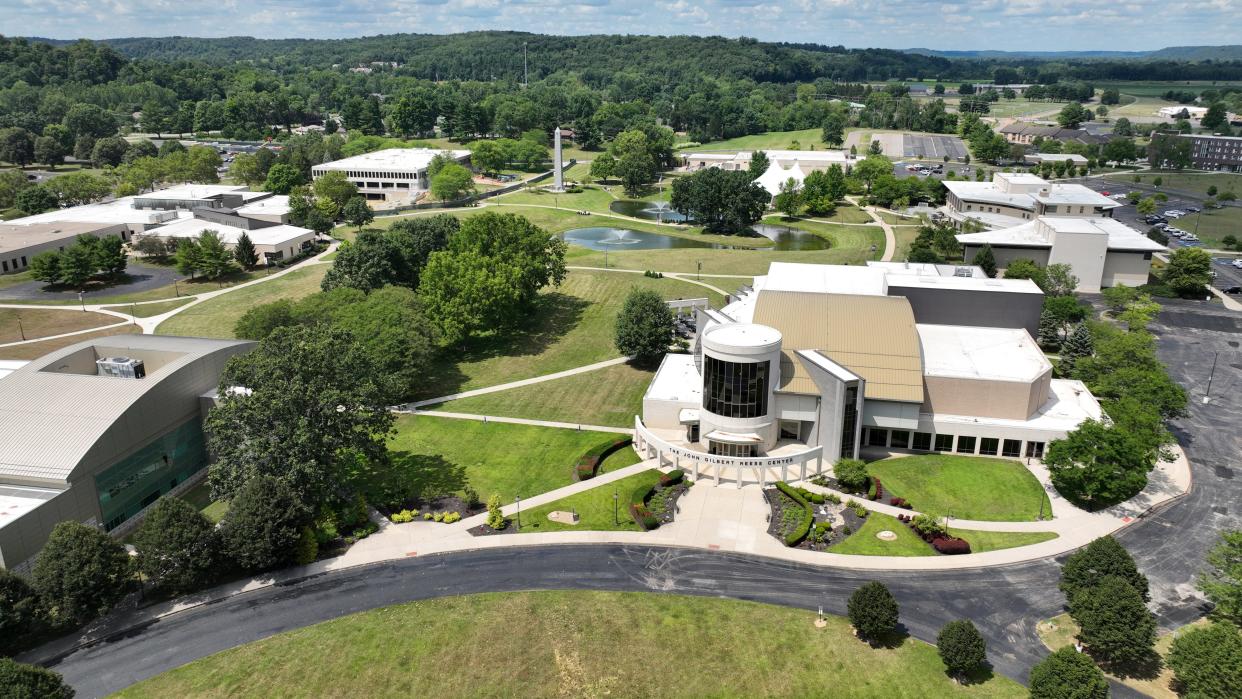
[
  {"x1": 16, "y1": 314, "x2": 24, "y2": 341},
  {"x1": 77, "y1": 291, "x2": 85, "y2": 312},
  {"x1": 515, "y1": 495, "x2": 521, "y2": 531},
  {"x1": 613, "y1": 490, "x2": 619, "y2": 525},
  {"x1": 173, "y1": 278, "x2": 180, "y2": 297}
]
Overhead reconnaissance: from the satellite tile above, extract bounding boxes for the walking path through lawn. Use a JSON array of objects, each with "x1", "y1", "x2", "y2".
[
  {"x1": 845, "y1": 195, "x2": 897, "y2": 262},
  {"x1": 401, "y1": 409, "x2": 632, "y2": 435},
  {"x1": 402, "y1": 356, "x2": 632, "y2": 409}
]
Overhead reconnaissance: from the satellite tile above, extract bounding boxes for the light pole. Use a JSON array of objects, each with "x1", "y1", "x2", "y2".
[
  {"x1": 1204, "y1": 350, "x2": 1220, "y2": 404},
  {"x1": 131, "y1": 302, "x2": 137, "y2": 325},
  {"x1": 697, "y1": 260, "x2": 702, "y2": 281},
  {"x1": 16, "y1": 314, "x2": 24, "y2": 341},
  {"x1": 78, "y1": 291, "x2": 85, "y2": 312},
  {"x1": 515, "y1": 495, "x2": 521, "y2": 531},
  {"x1": 613, "y1": 490, "x2": 619, "y2": 525},
  {"x1": 173, "y1": 278, "x2": 180, "y2": 297}
]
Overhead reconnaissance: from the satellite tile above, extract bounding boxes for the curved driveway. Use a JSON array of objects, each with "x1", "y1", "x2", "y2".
[{"x1": 43, "y1": 302, "x2": 1239, "y2": 699}]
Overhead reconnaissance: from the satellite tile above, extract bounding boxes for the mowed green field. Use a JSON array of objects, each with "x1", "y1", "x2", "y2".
[
  {"x1": 865, "y1": 454, "x2": 1052, "y2": 522},
  {"x1": 114, "y1": 591, "x2": 1026, "y2": 699},
  {"x1": 155, "y1": 265, "x2": 328, "y2": 338},
  {"x1": 1107, "y1": 171, "x2": 1242, "y2": 198},
  {"x1": 679, "y1": 127, "x2": 824, "y2": 152}
]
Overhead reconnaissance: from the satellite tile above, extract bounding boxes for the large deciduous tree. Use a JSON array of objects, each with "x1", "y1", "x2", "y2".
[
  {"x1": 205, "y1": 325, "x2": 398, "y2": 507},
  {"x1": 0, "y1": 659, "x2": 75, "y2": 699},
  {"x1": 1199, "y1": 530, "x2": 1242, "y2": 626},
  {"x1": 669, "y1": 167, "x2": 769, "y2": 234},
  {"x1": 321, "y1": 214, "x2": 458, "y2": 293},
  {"x1": 1044, "y1": 419, "x2": 1152, "y2": 508},
  {"x1": 1060, "y1": 535, "x2": 1149, "y2": 601},
  {"x1": 1167, "y1": 621, "x2": 1242, "y2": 699},
  {"x1": 1068, "y1": 575, "x2": 1157, "y2": 667},
  {"x1": 133, "y1": 497, "x2": 220, "y2": 595},
  {"x1": 32, "y1": 521, "x2": 132, "y2": 627},
  {"x1": 1028, "y1": 647, "x2": 1109, "y2": 699},
  {"x1": 614, "y1": 288, "x2": 675, "y2": 365},
  {"x1": 219, "y1": 475, "x2": 311, "y2": 572},
  {"x1": 847, "y1": 581, "x2": 899, "y2": 642},
  {"x1": 936, "y1": 619, "x2": 987, "y2": 679}
]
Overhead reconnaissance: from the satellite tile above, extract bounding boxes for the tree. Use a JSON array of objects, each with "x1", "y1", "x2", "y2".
[
  {"x1": 1057, "y1": 102, "x2": 1090, "y2": 129},
  {"x1": 234, "y1": 231, "x2": 258, "y2": 269},
  {"x1": 430, "y1": 162, "x2": 476, "y2": 201},
  {"x1": 34, "y1": 135, "x2": 67, "y2": 168},
  {"x1": 868, "y1": 139, "x2": 883, "y2": 156},
  {"x1": 937, "y1": 620, "x2": 987, "y2": 678},
  {"x1": 747, "y1": 150, "x2": 770, "y2": 180},
  {"x1": 801, "y1": 169, "x2": 837, "y2": 216},
  {"x1": 312, "y1": 170, "x2": 359, "y2": 213},
  {"x1": 1045, "y1": 419, "x2": 1154, "y2": 507},
  {"x1": 1069, "y1": 575, "x2": 1157, "y2": 667},
  {"x1": 821, "y1": 110, "x2": 847, "y2": 146},
  {"x1": 486, "y1": 493, "x2": 507, "y2": 530},
  {"x1": 1002, "y1": 258, "x2": 1047, "y2": 289},
  {"x1": 0, "y1": 127, "x2": 35, "y2": 166},
  {"x1": 1059, "y1": 323, "x2": 1093, "y2": 375},
  {"x1": 92, "y1": 235, "x2": 127, "y2": 279},
  {"x1": 1060, "y1": 536, "x2": 1149, "y2": 601},
  {"x1": 14, "y1": 184, "x2": 56, "y2": 214},
  {"x1": 263, "y1": 163, "x2": 304, "y2": 194},
  {"x1": 773, "y1": 177, "x2": 803, "y2": 218},
  {"x1": 1163, "y1": 247, "x2": 1212, "y2": 298},
  {"x1": 847, "y1": 581, "x2": 899, "y2": 642},
  {"x1": 1199, "y1": 530, "x2": 1242, "y2": 626},
  {"x1": 1167, "y1": 621, "x2": 1242, "y2": 699},
  {"x1": 610, "y1": 129, "x2": 658, "y2": 195},
  {"x1": 852, "y1": 156, "x2": 892, "y2": 193},
  {"x1": 174, "y1": 237, "x2": 203, "y2": 278},
  {"x1": 1202, "y1": 102, "x2": 1229, "y2": 130},
  {"x1": 32, "y1": 521, "x2": 132, "y2": 627},
  {"x1": 58, "y1": 243, "x2": 96, "y2": 288},
  {"x1": 218, "y1": 475, "x2": 310, "y2": 572},
  {"x1": 0, "y1": 168, "x2": 30, "y2": 209},
  {"x1": 133, "y1": 497, "x2": 219, "y2": 595},
  {"x1": 44, "y1": 172, "x2": 110, "y2": 206},
  {"x1": 469, "y1": 140, "x2": 507, "y2": 173},
  {"x1": 322, "y1": 215, "x2": 457, "y2": 293},
  {"x1": 1135, "y1": 197, "x2": 1156, "y2": 217},
  {"x1": 1038, "y1": 308, "x2": 1064, "y2": 351},
  {"x1": 206, "y1": 325, "x2": 398, "y2": 506},
  {"x1": 196, "y1": 230, "x2": 236, "y2": 280},
  {"x1": 29, "y1": 251, "x2": 62, "y2": 285},
  {"x1": 228, "y1": 153, "x2": 265, "y2": 187},
  {"x1": 589, "y1": 152, "x2": 616, "y2": 181},
  {"x1": 1043, "y1": 263, "x2": 1079, "y2": 297},
  {"x1": 0, "y1": 659, "x2": 75, "y2": 699},
  {"x1": 972, "y1": 244, "x2": 997, "y2": 278},
  {"x1": 0, "y1": 569, "x2": 40, "y2": 655},
  {"x1": 1028, "y1": 647, "x2": 1109, "y2": 699},
  {"x1": 64, "y1": 103, "x2": 116, "y2": 140},
  {"x1": 342, "y1": 197, "x2": 374, "y2": 231},
  {"x1": 669, "y1": 167, "x2": 770, "y2": 234},
  {"x1": 614, "y1": 288, "x2": 675, "y2": 365},
  {"x1": 90, "y1": 136, "x2": 129, "y2": 168}
]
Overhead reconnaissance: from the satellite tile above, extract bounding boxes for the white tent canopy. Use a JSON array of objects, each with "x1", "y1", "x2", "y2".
[{"x1": 756, "y1": 161, "x2": 806, "y2": 196}]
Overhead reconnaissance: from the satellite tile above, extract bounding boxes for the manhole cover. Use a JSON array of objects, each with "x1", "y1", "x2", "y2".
[{"x1": 877, "y1": 530, "x2": 897, "y2": 541}]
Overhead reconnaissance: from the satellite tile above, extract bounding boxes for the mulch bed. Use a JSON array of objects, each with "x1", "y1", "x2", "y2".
[
  {"x1": 647, "y1": 480, "x2": 692, "y2": 525},
  {"x1": 763, "y1": 488, "x2": 870, "y2": 552},
  {"x1": 379, "y1": 494, "x2": 484, "y2": 522}
]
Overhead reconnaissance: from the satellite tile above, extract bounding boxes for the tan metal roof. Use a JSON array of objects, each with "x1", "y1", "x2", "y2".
[{"x1": 756, "y1": 291, "x2": 924, "y2": 403}]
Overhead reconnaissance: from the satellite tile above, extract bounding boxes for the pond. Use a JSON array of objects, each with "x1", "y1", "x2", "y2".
[
  {"x1": 609, "y1": 200, "x2": 694, "y2": 223},
  {"x1": 559, "y1": 225, "x2": 830, "y2": 252}
]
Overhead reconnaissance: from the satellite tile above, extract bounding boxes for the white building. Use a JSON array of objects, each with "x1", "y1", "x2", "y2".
[
  {"x1": 634, "y1": 261, "x2": 1100, "y2": 486},
  {"x1": 1024, "y1": 153, "x2": 1089, "y2": 167},
  {"x1": 135, "y1": 211, "x2": 316, "y2": 264},
  {"x1": 0, "y1": 221, "x2": 131, "y2": 275},
  {"x1": 682, "y1": 149, "x2": 853, "y2": 175},
  {"x1": 942, "y1": 171, "x2": 1120, "y2": 229},
  {"x1": 311, "y1": 148, "x2": 472, "y2": 202},
  {"x1": 1157, "y1": 105, "x2": 1208, "y2": 119},
  {"x1": 956, "y1": 216, "x2": 1166, "y2": 293},
  {"x1": 756, "y1": 161, "x2": 807, "y2": 196}
]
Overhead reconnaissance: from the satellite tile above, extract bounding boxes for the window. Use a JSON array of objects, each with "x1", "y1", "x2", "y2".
[
  {"x1": 1, "y1": 261, "x2": 6, "y2": 272},
  {"x1": 979, "y1": 438, "x2": 999, "y2": 456},
  {"x1": 95, "y1": 419, "x2": 209, "y2": 530},
  {"x1": 1026, "y1": 441, "x2": 1045, "y2": 458},
  {"x1": 703, "y1": 356, "x2": 770, "y2": 419},
  {"x1": 890, "y1": 430, "x2": 910, "y2": 449},
  {"x1": 780, "y1": 420, "x2": 800, "y2": 440},
  {"x1": 709, "y1": 441, "x2": 756, "y2": 458},
  {"x1": 956, "y1": 436, "x2": 977, "y2": 454},
  {"x1": 867, "y1": 428, "x2": 888, "y2": 448},
  {"x1": 934, "y1": 434, "x2": 954, "y2": 452},
  {"x1": 1002, "y1": 439, "x2": 1022, "y2": 457},
  {"x1": 912, "y1": 432, "x2": 932, "y2": 451},
  {"x1": 839, "y1": 386, "x2": 858, "y2": 456}
]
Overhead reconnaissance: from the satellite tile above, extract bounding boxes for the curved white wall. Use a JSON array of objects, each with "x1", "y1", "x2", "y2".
[{"x1": 699, "y1": 324, "x2": 783, "y2": 450}]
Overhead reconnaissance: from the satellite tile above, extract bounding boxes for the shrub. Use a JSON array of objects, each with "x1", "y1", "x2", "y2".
[
  {"x1": 911, "y1": 513, "x2": 947, "y2": 538},
  {"x1": 1059, "y1": 535, "x2": 1149, "y2": 602},
  {"x1": 133, "y1": 496, "x2": 220, "y2": 596},
  {"x1": 1167, "y1": 621, "x2": 1242, "y2": 699},
  {"x1": 0, "y1": 569, "x2": 41, "y2": 655},
  {"x1": 486, "y1": 494, "x2": 507, "y2": 530},
  {"x1": 937, "y1": 619, "x2": 987, "y2": 677},
  {"x1": 1028, "y1": 647, "x2": 1109, "y2": 699},
  {"x1": 868, "y1": 477, "x2": 883, "y2": 501},
  {"x1": 847, "y1": 581, "x2": 900, "y2": 642},
  {"x1": 834, "y1": 458, "x2": 869, "y2": 492},
  {"x1": 775, "y1": 482, "x2": 814, "y2": 546},
  {"x1": 294, "y1": 526, "x2": 319, "y2": 565},
  {"x1": 931, "y1": 536, "x2": 971, "y2": 555},
  {"x1": 219, "y1": 475, "x2": 311, "y2": 572},
  {"x1": 463, "y1": 486, "x2": 480, "y2": 509},
  {"x1": 33, "y1": 520, "x2": 133, "y2": 627},
  {"x1": 390, "y1": 509, "x2": 415, "y2": 523},
  {"x1": 433, "y1": 512, "x2": 445, "y2": 523},
  {"x1": 0, "y1": 659, "x2": 75, "y2": 699},
  {"x1": 660, "y1": 469, "x2": 684, "y2": 486},
  {"x1": 629, "y1": 503, "x2": 661, "y2": 530},
  {"x1": 1068, "y1": 575, "x2": 1157, "y2": 666},
  {"x1": 442, "y1": 511, "x2": 462, "y2": 524},
  {"x1": 423, "y1": 512, "x2": 434, "y2": 521},
  {"x1": 575, "y1": 437, "x2": 633, "y2": 481},
  {"x1": 889, "y1": 497, "x2": 911, "y2": 509}
]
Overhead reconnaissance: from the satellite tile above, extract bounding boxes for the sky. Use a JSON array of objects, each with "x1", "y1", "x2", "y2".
[{"x1": 2, "y1": 0, "x2": 1240, "y2": 52}]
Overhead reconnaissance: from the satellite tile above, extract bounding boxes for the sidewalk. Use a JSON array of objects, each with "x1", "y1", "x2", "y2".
[{"x1": 402, "y1": 356, "x2": 630, "y2": 409}]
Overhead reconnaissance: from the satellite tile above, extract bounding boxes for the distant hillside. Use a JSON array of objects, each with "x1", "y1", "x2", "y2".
[
  {"x1": 1146, "y1": 45, "x2": 1242, "y2": 61},
  {"x1": 904, "y1": 48, "x2": 1148, "y2": 59}
]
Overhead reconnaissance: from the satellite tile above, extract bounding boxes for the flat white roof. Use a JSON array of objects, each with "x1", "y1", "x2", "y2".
[
  {"x1": 916, "y1": 324, "x2": 1051, "y2": 382},
  {"x1": 6, "y1": 197, "x2": 187, "y2": 227},
  {"x1": 0, "y1": 484, "x2": 61, "y2": 530},
  {"x1": 236, "y1": 195, "x2": 291, "y2": 217},
  {"x1": 763, "y1": 261, "x2": 888, "y2": 296},
  {"x1": 683, "y1": 149, "x2": 848, "y2": 163},
  {"x1": 314, "y1": 148, "x2": 471, "y2": 173},
  {"x1": 931, "y1": 379, "x2": 1102, "y2": 433},
  {"x1": 136, "y1": 184, "x2": 263, "y2": 201},
  {"x1": 886, "y1": 274, "x2": 1044, "y2": 294},
  {"x1": 1031, "y1": 184, "x2": 1120, "y2": 208},
  {"x1": 145, "y1": 219, "x2": 314, "y2": 247},
  {"x1": 957, "y1": 216, "x2": 1167, "y2": 253},
  {"x1": 704, "y1": 322, "x2": 782, "y2": 348},
  {"x1": 1028, "y1": 153, "x2": 1088, "y2": 162},
  {"x1": 0, "y1": 360, "x2": 27, "y2": 380},
  {"x1": 942, "y1": 180, "x2": 1037, "y2": 209},
  {"x1": 644, "y1": 353, "x2": 701, "y2": 404},
  {"x1": 867, "y1": 261, "x2": 986, "y2": 278}
]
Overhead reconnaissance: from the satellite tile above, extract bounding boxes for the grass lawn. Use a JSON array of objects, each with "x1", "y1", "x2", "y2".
[
  {"x1": 947, "y1": 528, "x2": 1058, "y2": 553},
  {"x1": 974, "y1": 99, "x2": 1069, "y2": 118},
  {"x1": 0, "y1": 324, "x2": 140, "y2": 360},
  {"x1": 790, "y1": 204, "x2": 874, "y2": 225},
  {"x1": 1037, "y1": 613, "x2": 1208, "y2": 699},
  {"x1": 180, "y1": 481, "x2": 229, "y2": 524},
  {"x1": 373, "y1": 415, "x2": 630, "y2": 504},
  {"x1": 11, "y1": 267, "x2": 271, "y2": 306},
  {"x1": 762, "y1": 215, "x2": 886, "y2": 252},
  {"x1": 0, "y1": 308, "x2": 118, "y2": 343},
  {"x1": 866, "y1": 454, "x2": 1052, "y2": 522},
  {"x1": 1106, "y1": 171, "x2": 1242, "y2": 199},
  {"x1": 155, "y1": 266, "x2": 327, "y2": 338},
  {"x1": 1167, "y1": 206, "x2": 1242, "y2": 248},
  {"x1": 831, "y1": 512, "x2": 933, "y2": 556},
  {"x1": 115, "y1": 590, "x2": 1025, "y2": 699},
  {"x1": 434, "y1": 361, "x2": 653, "y2": 427},
  {"x1": 517, "y1": 468, "x2": 656, "y2": 533},
  {"x1": 892, "y1": 225, "x2": 922, "y2": 260},
  {"x1": 681, "y1": 128, "x2": 825, "y2": 152},
  {"x1": 416, "y1": 269, "x2": 716, "y2": 400},
  {"x1": 101, "y1": 298, "x2": 194, "y2": 317},
  {"x1": 0, "y1": 269, "x2": 33, "y2": 289}
]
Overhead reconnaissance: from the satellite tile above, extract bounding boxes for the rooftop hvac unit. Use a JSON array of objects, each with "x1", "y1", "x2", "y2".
[
  {"x1": 953, "y1": 266, "x2": 974, "y2": 278},
  {"x1": 96, "y1": 356, "x2": 146, "y2": 379}
]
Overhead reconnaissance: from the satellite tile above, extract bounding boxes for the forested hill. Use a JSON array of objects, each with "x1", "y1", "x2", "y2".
[{"x1": 27, "y1": 32, "x2": 951, "y2": 84}]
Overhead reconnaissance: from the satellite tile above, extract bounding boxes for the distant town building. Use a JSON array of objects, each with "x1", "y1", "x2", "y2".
[
  {"x1": 1156, "y1": 105, "x2": 1208, "y2": 119},
  {"x1": 1149, "y1": 133, "x2": 1242, "y2": 172},
  {"x1": 999, "y1": 123, "x2": 1109, "y2": 146},
  {"x1": 1024, "y1": 153, "x2": 1089, "y2": 167},
  {"x1": 681, "y1": 149, "x2": 854, "y2": 175},
  {"x1": 0, "y1": 221, "x2": 130, "y2": 275}
]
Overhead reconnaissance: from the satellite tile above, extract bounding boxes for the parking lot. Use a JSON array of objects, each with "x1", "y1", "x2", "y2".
[{"x1": 902, "y1": 134, "x2": 968, "y2": 160}]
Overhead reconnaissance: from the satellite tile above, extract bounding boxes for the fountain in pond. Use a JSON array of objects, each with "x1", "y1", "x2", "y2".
[{"x1": 601, "y1": 229, "x2": 639, "y2": 245}]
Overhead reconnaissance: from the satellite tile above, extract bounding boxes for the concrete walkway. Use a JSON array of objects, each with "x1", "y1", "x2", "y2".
[
  {"x1": 403, "y1": 410, "x2": 632, "y2": 435},
  {"x1": 402, "y1": 356, "x2": 631, "y2": 409},
  {"x1": 846, "y1": 195, "x2": 899, "y2": 262}
]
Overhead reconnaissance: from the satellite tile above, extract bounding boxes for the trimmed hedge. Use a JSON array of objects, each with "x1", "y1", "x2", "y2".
[
  {"x1": 629, "y1": 481, "x2": 660, "y2": 530},
  {"x1": 868, "y1": 478, "x2": 884, "y2": 501},
  {"x1": 775, "y1": 481, "x2": 814, "y2": 547},
  {"x1": 931, "y1": 536, "x2": 971, "y2": 555},
  {"x1": 659, "y1": 469, "x2": 684, "y2": 487},
  {"x1": 575, "y1": 437, "x2": 634, "y2": 481}
]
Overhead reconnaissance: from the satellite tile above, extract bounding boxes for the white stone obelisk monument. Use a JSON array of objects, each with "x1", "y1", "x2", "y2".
[{"x1": 552, "y1": 126, "x2": 565, "y2": 192}]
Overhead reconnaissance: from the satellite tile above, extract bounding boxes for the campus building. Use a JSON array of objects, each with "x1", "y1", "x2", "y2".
[
  {"x1": 311, "y1": 148, "x2": 472, "y2": 202},
  {"x1": 133, "y1": 209, "x2": 316, "y2": 264},
  {"x1": 942, "y1": 171, "x2": 1120, "y2": 229},
  {"x1": 1024, "y1": 153, "x2": 1088, "y2": 167},
  {"x1": 0, "y1": 221, "x2": 130, "y2": 275},
  {"x1": 1156, "y1": 105, "x2": 1208, "y2": 120},
  {"x1": 998, "y1": 123, "x2": 1109, "y2": 147},
  {"x1": 0, "y1": 335, "x2": 253, "y2": 571},
  {"x1": 956, "y1": 216, "x2": 1166, "y2": 293},
  {"x1": 634, "y1": 261, "x2": 1100, "y2": 486},
  {"x1": 681, "y1": 150, "x2": 853, "y2": 175},
  {"x1": 1149, "y1": 133, "x2": 1242, "y2": 172}
]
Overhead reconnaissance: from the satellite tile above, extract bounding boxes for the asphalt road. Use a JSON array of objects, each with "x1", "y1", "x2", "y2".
[
  {"x1": 0, "y1": 262, "x2": 186, "y2": 301},
  {"x1": 43, "y1": 302, "x2": 1241, "y2": 699}
]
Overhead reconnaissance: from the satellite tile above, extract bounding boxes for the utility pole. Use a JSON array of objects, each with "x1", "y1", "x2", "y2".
[
  {"x1": 1204, "y1": 350, "x2": 1220, "y2": 403},
  {"x1": 523, "y1": 42, "x2": 528, "y2": 88}
]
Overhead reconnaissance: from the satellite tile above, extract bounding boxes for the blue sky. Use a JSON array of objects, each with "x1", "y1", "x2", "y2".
[{"x1": 2, "y1": 0, "x2": 1239, "y2": 52}]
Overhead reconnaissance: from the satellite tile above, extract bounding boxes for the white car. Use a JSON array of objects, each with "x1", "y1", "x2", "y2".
[
  {"x1": 1233, "y1": 259, "x2": 1242, "y2": 269},
  {"x1": 1163, "y1": 210, "x2": 1185, "y2": 218}
]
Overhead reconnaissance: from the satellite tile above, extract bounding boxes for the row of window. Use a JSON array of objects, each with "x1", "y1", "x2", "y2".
[
  {"x1": 702, "y1": 356, "x2": 770, "y2": 419},
  {"x1": 864, "y1": 427, "x2": 1045, "y2": 458},
  {"x1": 320, "y1": 170, "x2": 421, "y2": 180},
  {"x1": 2, "y1": 254, "x2": 29, "y2": 273}
]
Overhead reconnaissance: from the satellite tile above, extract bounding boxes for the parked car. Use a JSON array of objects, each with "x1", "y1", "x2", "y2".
[
  {"x1": 1145, "y1": 215, "x2": 1167, "y2": 224},
  {"x1": 1185, "y1": 206, "x2": 1201, "y2": 213},
  {"x1": 1232, "y1": 259, "x2": 1242, "y2": 269},
  {"x1": 1163, "y1": 210, "x2": 1185, "y2": 218},
  {"x1": 1224, "y1": 286, "x2": 1241, "y2": 294}
]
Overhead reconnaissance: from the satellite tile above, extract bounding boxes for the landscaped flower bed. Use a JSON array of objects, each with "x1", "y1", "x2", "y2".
[
  {"x1": 764, "y1": 483, "x2": 869, "y2": 551},
  {"x1": 896, "y1": 513, "x2": 972, "y2": 555},
  {"x1": 629, "y1": 469, "x2": 692, "y2": 530},
  {"x1": 574, "y1": 437, "x2": 634, "y2": 482},
  {"x1": 381, "y1": 493, "x2": 482, "y2": 525}
]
